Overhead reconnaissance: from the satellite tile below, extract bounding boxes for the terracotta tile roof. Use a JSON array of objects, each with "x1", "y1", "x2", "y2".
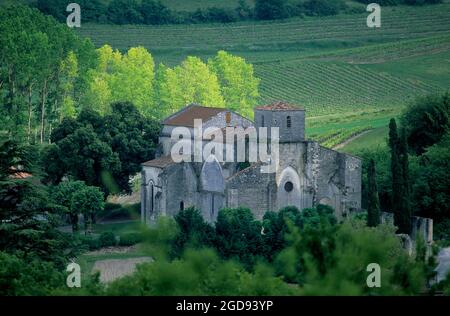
[
  {"x1": 163, "y1": 104, "x2": 226, "y2": 127},
  {"x1": 9, "y1": 167, "x2": 32, "y2": 179},
  {"x1": 255, "y1": 101, "x2": 304, "y2": 111},
  {"x1": 142, "y1": 155, "x2": 177, "y2": 168}
]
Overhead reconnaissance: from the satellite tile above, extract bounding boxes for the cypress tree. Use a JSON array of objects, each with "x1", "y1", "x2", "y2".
[
  {"x1": 388, "y1": 118, "x2": 412, "y2": 234},
  {"x1": 367, "y1": 158, "x2": 381, "y2": 227},
  {"x1": 389, "y1": 119, "x2": 401, "y2": 226}
]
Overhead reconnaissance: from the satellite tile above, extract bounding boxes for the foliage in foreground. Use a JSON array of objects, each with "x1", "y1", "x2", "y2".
[
  {"x1": 276, "y1": 220, "x2": 427, "y2": 295},
  {"x1": 107, "y1": 248, "x2": 295, "y2": 296},
  {"x1": 103, "y1": 214, "x2": 431, "y2": 296}
]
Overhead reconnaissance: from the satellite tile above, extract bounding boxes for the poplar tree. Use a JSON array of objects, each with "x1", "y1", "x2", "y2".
[{"x1": 208, "y1": 50, "x2": 260, "y2": 118}]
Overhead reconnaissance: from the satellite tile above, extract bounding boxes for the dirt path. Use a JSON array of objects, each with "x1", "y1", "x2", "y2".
[
  {"x1": 333, "y1": 130, "x2": 372, "y2": 150},
  {"x1": 92, "y1": 257, "x2": 153, "y2": 283}
]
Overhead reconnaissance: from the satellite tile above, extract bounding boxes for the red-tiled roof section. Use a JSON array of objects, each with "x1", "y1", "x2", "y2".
[
  {"x1": 9, "y1": 167, "x2": 32, "y2": 179},
  {"x1": 255, "y1": 101, "x2": 304, "y2": 111},
  {"x1": 163, "y1": 105, "x2": 225, "y2": 127},
  {"x1": 142, "y1": 156, "x2": 176, "y2": 168}
]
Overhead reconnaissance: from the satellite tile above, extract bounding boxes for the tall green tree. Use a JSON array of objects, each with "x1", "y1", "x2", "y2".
[
  {"x1": 51, "y1": 180, "x2": 86, "y2": 232},
  {"x1": 85, "y1": 45, "x2": 156, "y2": 117},
  {"x1": 44, "y1": 114, "x2": 122, "y2": 193},
  {"x1": 208, "y1": 50, "x2": 260, "y2": 118},
  {"x1": 155, "y1": 57, "x2": 225, "y2": 115},
  {"x1": 111, "y1": 47, "x2": 155, "y2": 117},
  {"x1": 401, "y1": 93, "x2": 450, "y2": 155},
  {"x1": 389, "y1": 118, "x2": 411, "y2": 234},
  {"x1": 412, "y1": 131, "x2": 450, "y2": 237},
  {"x1": 70, "y1": 185, "x2": 105, "y2": 233},
  {"x1": 0, "y1": 6, "x2": 98, "y2": 144},
  {"x1": 367, "y1": 158, "x2": 381, "y2": 227},
  {"x1": 0, "y1": 140, "x2": 70, "y2": 265},
  {"x1": 254, "y1": 0, "x2": 288, "y2": 20},
  {"x1": 101, "y1": 102, "x2": 160, "y2": 192},
  {"x1": 43, "y1": 102, "x2": 160, "y2": 194}
]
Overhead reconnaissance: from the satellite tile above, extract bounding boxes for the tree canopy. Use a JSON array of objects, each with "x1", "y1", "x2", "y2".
[{"x1": 42, "y1": 102, "x2": 160, "y2": 194}]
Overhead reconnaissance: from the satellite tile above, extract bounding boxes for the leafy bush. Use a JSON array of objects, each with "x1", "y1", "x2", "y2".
[
  {"x1": 275, "y1": 221, "x2": 427, "y2": 294},
  {"x1": 85, "y1": 236, "x2": 102, "y2": 251},
  {"x1": 0, "y1": 252, "x2": 64, "y2": 296},
  {"x1": 215, "y1": 207, "x2": 264, "y2": 270},
  {"x1": 255, "y1": 0, "x2": 289, "y2": 20},
  {"x1": 104, "y1": 202, "x2": 121, "y2": 212},
  {"x1": 300, "y1": 204, "x2": 337, "y2": 228},
  {"x1": 119, "y1": 233, "x2": 143, "y2": 246},
  {"x1": 171, "y1": 207, "x2": 215, "y2": 258},
  {"x1": 99, "y1": 232, "x2": 117, "y2": 247},
  {"x1": 97, "y1": 203, "x2": 141, "y2": 221},
  {"x1": 106, "y1": 248, "x2": 297, "y2": 295}
]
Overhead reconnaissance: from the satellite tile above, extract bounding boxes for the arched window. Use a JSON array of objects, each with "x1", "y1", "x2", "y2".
[
  {"x1": 287, "y1": 116, "x2": 291, "y2": 128},
  {"x1": 180, "y1": 201, "x2": 184, "y2": 211},
  {"x1": 261, "y1": 115, "x2": 265, "y2": 127},
  {"x1": 226, "y1": 112, "x2": 231, "y2": 125}
]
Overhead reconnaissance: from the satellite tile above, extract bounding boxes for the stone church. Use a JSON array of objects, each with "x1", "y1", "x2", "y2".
[{"x1": 141, "y1": 102, "x2": 361, "y2": 224}]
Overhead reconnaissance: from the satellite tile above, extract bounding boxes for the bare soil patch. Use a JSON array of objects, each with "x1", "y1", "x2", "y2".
[
  {"x1": 86, "y1": 245, "x2": 138, "y2": 256},
  {"x1": 92, "y1": 257, "x2": 153, "y2": 283}
]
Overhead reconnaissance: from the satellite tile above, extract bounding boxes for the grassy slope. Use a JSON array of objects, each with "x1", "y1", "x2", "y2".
[
  {"x1": 76, "y1": 2, "x2": 450, "y2": 151},
  {"x1": 339, "y1": 126, "x2": 389, "y2": 154}
]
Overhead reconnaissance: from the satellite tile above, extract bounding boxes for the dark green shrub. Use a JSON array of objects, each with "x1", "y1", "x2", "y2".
[
  {"x1": 87, "y1": 237, "x2": 101, "y2": 250},
  {"x1": 171, "y1": 207, "x2": 215, "y2": 258},
  {"x1": 302, "y1": 0, "x2": 346, "y2": 16},
  {"x1": 104, "y1": 202, "x2": 121, "y2": 212},
  {"x1": 119, "y1": 233, "x2": 143, "y2": 246},
  {"x1": 99, "y1": 232, "x2": 116, "y2": 247}
]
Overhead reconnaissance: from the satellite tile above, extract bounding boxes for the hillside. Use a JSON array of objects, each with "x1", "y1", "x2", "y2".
[{"x1": 76, "y1": 2, "x2": 450, "y2": 149}]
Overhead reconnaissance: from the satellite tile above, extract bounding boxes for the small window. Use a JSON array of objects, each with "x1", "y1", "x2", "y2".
[
  {"x1": 287, "y1": 116, "x2": 291, "y2": 128},
  {"x1": 261, "y1": 115, "x2": 265, "y2": 127},
  {"x1": 180, "y1": 201, "x2": 184, "y2": 211},
  {"x1": 284, "y1": 181, "x2": 293, "y2": 192},
  {"x1": 226, "y1": 112, "x2": 231, "y2": 125}
]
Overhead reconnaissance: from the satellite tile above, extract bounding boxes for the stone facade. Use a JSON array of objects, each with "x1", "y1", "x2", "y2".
[{"x1": 141, "y1": 102, "x2": 362, "y2": 224}]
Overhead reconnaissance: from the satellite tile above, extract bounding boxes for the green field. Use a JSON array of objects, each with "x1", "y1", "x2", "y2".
[
  {"x1": 76, "y1": 2, "x2": 450, "y2": 152},
  {"x1": 339, "y1": 126, "x2": 389, "y2": 154}
]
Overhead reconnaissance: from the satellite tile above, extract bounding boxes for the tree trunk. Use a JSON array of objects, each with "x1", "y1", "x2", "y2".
[
  {"x1": 27, "y1": 85, "x2": 33, "y2": 143},
  {"x1": 71, "y1": 213, "x2": 79, "y2": 233},
  {"x1": 7, "y1": 66, "x2": 15, "y2": 110},
  {"x1": 40, "y1": 79, "x2": 48, "y2": 144},
  {"x1": 6, "y1": 66, "x2": 16, "y2": 136},
  {"x1": 48, "y1": 123, "x2": 52, "y2": 143},
  {"x1": 84, "y1": 213, "x2": 93, "y2": 235}
]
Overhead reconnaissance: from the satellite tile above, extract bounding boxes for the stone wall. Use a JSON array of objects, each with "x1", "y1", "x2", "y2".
[
  {"x1": 254, "y1": 109, "x2": 305, "y2": 142},
  {"x1": 226, "y1": 163, "x2": 276, "y2": 219},
  {"x1": 381, "y1": 212, "x2": 433, "y2": 258}
]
